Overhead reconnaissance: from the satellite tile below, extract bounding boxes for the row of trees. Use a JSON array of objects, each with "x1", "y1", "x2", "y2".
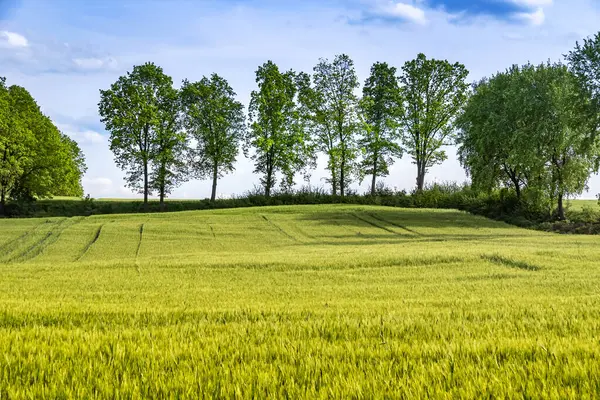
[
  {"x1": 99, "y1": 32, "x2": 600, "y2": 217},
  {"x1": 99, "y1": 54, "x2": 469, "y2": 207},
  {"x1": 457, "y1": 32, "x2": 600, "y2": 219},
  {"x1": 0, "y1": 78, "x2": 86, "y2": 214}
]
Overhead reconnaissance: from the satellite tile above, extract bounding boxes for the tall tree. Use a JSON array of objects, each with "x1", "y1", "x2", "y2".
[
  {"x1": 531, "y1": 63, "x2": 598, "y2": 219},
  {"x1": 399, "y1": 53, "x2": 469, "y2": 191},
  {"x1": 245, "y1": 61, "x2": 312, "y2": 197},
  {"x1": 359, "y1": 62, "x2": 403, "y2": 196},
  {"x1": 151, "y1": 85, "x2": 188, "y2": 209},
  {"x1": 297, "y1": 54, "x2": 359, "y2": 196},
  {"x1": 181, "y1": 74, "x2": 245, "y2": 201},
  {"x1": 99, "y1": 62, "x2": 183, "y2": 208}
]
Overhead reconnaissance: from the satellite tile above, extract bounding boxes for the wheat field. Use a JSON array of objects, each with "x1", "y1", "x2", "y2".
[{"x1": 0, "y1": 205, "x2": 599, "y2": 398}]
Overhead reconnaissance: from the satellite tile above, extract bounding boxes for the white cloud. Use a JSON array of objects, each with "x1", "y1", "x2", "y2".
[
  {"x1": 0, "y1": 31, "x2": 28, "y2": 48},
  {"x1": 514, "y1": 7, "x2": 545, "y2": 26},
  {"x1": 383, "y1": 2, "x2": 427, "y2": 25},
  {"x1": 57, "y1": 123, "x2": 106, "y2": 145},
  {"x1": 73, "y1": 57, "x2": 118, "y2": 71}
]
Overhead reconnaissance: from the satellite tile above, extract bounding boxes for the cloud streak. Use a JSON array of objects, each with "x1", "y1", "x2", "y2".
[{"x1": 0, "y1": 30, "x2": 28, "y2": 48}]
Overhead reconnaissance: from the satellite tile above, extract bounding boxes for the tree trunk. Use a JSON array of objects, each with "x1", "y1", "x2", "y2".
[
  {"x1": 371, "y1": 156, "x2": 378, "y2": 196},
  {"x1": 340, "y1": 155, "x2": 345, "y2": 198},
  {"x1": 159, "y1": 188, "x2": 165, "y2": 211},
  {"x1": 0, "y1": 188, "x2": 5, "y2": 216},
  {"x1": 557, "y1": 193, "x2": 565, "y2": 221},
  {"x1": 211, "y1": 162, "x2": 218, "y2": 202},
  {"x1": 416, "y1": 161, "x2": 425, "y2": 192},
  {"x1": 265, "y1": 163, "x2": 273, "y2": 198},
  {"x1": 143, "y1": 160, "x2": 149, "y2": 210}
]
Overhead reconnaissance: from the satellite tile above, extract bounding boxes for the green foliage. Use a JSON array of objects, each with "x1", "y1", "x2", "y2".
[
  {"x1": 0, "y1": 78, "x2": 86, "y2": 210},
  {"x1": 245, "y1": 61, "x2": 313, "y2": 197},
  {"x1": 458, "y1": 62, "x2": 599, "y2": 219},
  {"x1": 99, "y1": 62, "x2": 187, "y2": 206},
  {"x1": 359, "y1": 62, "x2": 403, "y2": 195},
  {"x1": 566, "y1": 31, "x2": 600, "y2": 133},
  {"x1": 1, "y1": 205, "x2": 600, "y2": 397},
  {"x1": 181, "y1": 74, "x2": 245, "y2": 201},
  {"x1": 298, "y1": 54, "x2": 360, "y2": 196},
  {"x1": 399, "y1": 53, "x2": 469, "y2": 191}
]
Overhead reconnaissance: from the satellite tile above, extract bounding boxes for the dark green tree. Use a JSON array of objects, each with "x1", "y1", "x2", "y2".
[{"x1": 181, "y1": 74, "x2": 245, "y2": 202}]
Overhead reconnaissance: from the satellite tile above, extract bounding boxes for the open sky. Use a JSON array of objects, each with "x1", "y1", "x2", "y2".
[{"x1": 1, "y1": 0, "x2": 599, "y2": 199}]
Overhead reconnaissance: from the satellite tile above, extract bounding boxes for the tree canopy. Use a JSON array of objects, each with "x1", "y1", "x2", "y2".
[
  {"x1": 99, "y1": 62, "x2": 188, "y2": 208},
  {"x1": 245, "y1": 61, "x2": 312, "y2": 196},
  {"x1": 399, "y1": 53, "x2": 469, "y2": 191},
  {"x1": 181, "y1": 74, "x2": 245, "y2": 201},
  {"x1": 0, "y1": 78, "x2": 86, "y2": 213}
]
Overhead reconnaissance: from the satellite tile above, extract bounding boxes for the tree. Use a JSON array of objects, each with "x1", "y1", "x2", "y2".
[
  {"x1": 297, "y1": 54, "x2": 359, "y2": 196},
  {"x1": 399, "y1": 53, "x2": 469, "y2": 191},
  {"x1": 457, "y1": 62, "x2": 599, "y2": 219},
  {"x1": 0, "y1": 80, "x2": 86, "y2": 212},
  {"x1": 359, "y1": 62, "x2": 403, "y2": 196},
  {"x1": 245, "y1": 61, "x2": 312, "y2": 197},
  {"x1": 99, "y1": 62, "x2": 183, "y2": 209},
  {"x1": 181, "y1": 75, "x2": 245, "y2": 202},
  {"x1": 457, "y1": 66, "x2": 537, "y2": 199},
  {"x1": 566, "y1": 31, "x2": 600, "y2": 135},
  {"x1": 151, "y1": 85, "x2": 188, "y2": 209},
  {"x1": 530, "y1": 63, "x2": 598, "y2": 219}
]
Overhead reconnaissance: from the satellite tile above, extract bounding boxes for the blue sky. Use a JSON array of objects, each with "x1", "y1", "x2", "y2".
[{"x1": 1, "y1": 0, "x2": 599, "y2": 199}]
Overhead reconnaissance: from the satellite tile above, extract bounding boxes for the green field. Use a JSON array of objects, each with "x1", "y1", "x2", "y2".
[{"x1": 1, "y1": 205, "x2": 599, "y2": 398}]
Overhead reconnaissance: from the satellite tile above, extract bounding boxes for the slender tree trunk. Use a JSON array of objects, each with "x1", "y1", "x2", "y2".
[
  {"x1": 0, "y1": 187, "x2": 5, "y2": 216},
  {"x1": 557, "y1": 193, "x2": 565, "y2": 221},
  {"x1": 143, "y1": 160, "x2": 149, "y2": 210},
  {"x1": 416, "y1": 161, "x2": 425, "y2": 192},
  {"x1": 159, "y1": 186, "x2": 165, "y2": 211},
  {"x1": 265, "y1": 163, "x2": 273, "y2": 197},
  {"x1": 371, "y1": 156, "x2": 378, "y2": 196},
  {"x1": 340, "y1": 155, "x2": 346, "y2": 197},
  {"x1": 211, "y1": 162, "x2": 218, "y2": 202},
  {"x1": 330, "y1": 155, "x2": 337, "y2": 196}
]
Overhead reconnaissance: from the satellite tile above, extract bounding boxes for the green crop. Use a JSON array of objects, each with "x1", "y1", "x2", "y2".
[{"x1": 0, "y1": 205, "x2": 599, "y2": 398}]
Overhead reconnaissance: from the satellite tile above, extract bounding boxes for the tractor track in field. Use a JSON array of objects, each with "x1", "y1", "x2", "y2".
[
  {"x1": 368, "y1": 213, "x2": 423, "y2": 236},
  {"x1": 481, "y1": 254, "x2": 540, "y2": 271},
  {"x1": 350, "y1": 213, "x2": 403, "y2": 237},
  {"x1": 261, "y1": 215, "x2": 297, "y2": 242},
  {"x1": 11, "y1": 217, "x2": 85, "y2": 263},
  {"x1": 135, "y1": 223, "x2": 145, "y2": 261},
  {"x1": 75, "y1": 224, "x2": 104, "y2": 262},
  {"x1": 0, "y1": 221, "x2": 46, "y2": 257}
]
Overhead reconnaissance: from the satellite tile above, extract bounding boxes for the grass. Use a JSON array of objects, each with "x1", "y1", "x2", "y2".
[
  {"x1": 567, "y1": 199, "x2": 599, "y2": 211},
  {"x1": 0, "y1": 204, "x2": 600, "y2": 398}
]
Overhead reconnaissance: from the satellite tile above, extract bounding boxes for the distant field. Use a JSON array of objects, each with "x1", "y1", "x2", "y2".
[
  {"x1": 0, "y1": 205, "x2": 599, "y2": 397},
  {"x1": 568, "y1": 199, "x2": 600, "y2": 211}
]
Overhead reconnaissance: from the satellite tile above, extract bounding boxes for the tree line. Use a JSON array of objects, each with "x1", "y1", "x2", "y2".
[
  {"x1": 0, "y1": 78, "x2": 87, "y2": 214},
  {"x1": 93, "y1": 30, "x2": 597, "y2": 218},
  {"x1": 99, "y1": 53, "x2": 469, "y2": 208}
]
